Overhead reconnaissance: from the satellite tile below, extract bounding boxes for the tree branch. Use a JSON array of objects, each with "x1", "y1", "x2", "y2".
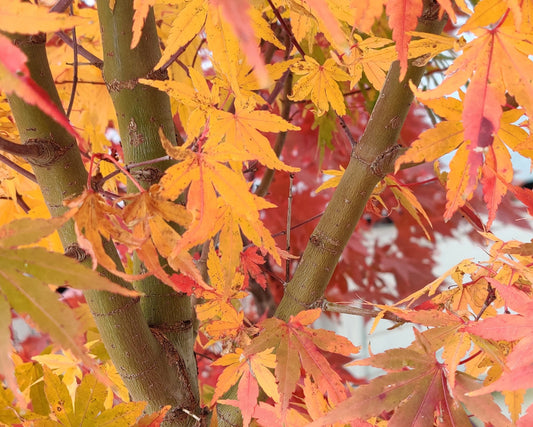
[
  {"x1": 95, "y1": 1, "x2": 200, "y2": 420},
  {"x1": 275, "y1": 0, "x2": 448, "y2": 321},
  {"x1": 0, "y1": 136, "x2": 42, "y2": 159},
  {"x1": 55, "y1": 31, "x2": 104, "y2": 69}
]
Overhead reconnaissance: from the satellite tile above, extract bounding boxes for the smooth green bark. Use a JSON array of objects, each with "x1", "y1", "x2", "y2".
[{"x1": 95, "y1": 0, "x2": 200, "y2": 408}]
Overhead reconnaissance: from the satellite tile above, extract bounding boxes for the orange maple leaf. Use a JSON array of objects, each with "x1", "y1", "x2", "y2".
[
  {"x1": 386, "y1": 0, "x2": 423, "y2": 79},
  {"x1": 244, "y1": 309, "x2": 359, "y2": 418}
]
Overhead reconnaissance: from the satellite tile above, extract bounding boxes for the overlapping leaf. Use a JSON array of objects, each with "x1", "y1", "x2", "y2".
[
  {"x1": 396, "y1": 95, "x2": 523, "y2": 225},
  {"x1": 0, "y1": 35, "x2": 81, "y2": 142},
  {"x1": 244, "y1": 309, "x2": 359, "y2": 419},
  {"x1": 309, "y1": 332, "x2": 507, "y2": 426},
  {"x1": 0, "y1": 1, "x2": 85, "y2": 35},
  {"x1": 289, "y1": 57, "x2": 350, "y2": 116},
  {"x1": 214, "y1": 348, "x2": 279, "y2": 427}
]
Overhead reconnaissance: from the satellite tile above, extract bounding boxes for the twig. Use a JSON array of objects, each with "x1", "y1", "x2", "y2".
[
  {"x1": 255, "y1": 72, "x2": 293, "y2": 197},
  {"x1": 65, "y1": 4, "x2": 78, "y2": 118},
  {"x1": 322, "y1": 300, "x2": 405, "y2": 324},
  {"x1": 16, "y1": 193, "x2": 31, "y2": 213},
  {"x1": 88, "y1": 153, "x2": 145, "y2": 192},
  {"x1": 0, "y1": 136, "x2": 42, "y2": 159},
  {"x1": 272, "y1": 212, "x2": 323, "y2": 238},
  {"x1": 286, "y1": 173, "x2": 294, "y2": 282},
  {"x1": 55, "y1": 31, "x2": 104, "y2": 69},
  {"x1": 0, "y1": 154, "x2": 37, "y2": 183},
  {"x1": 1, "y1": 194, "x2": 31, "y2": 213},
  {"x1": 159, "y1": 37, "x2": 196, "y2": 72},
  {"x1": 125, "y1": 155, "x2": 172, "y2": 170},
  {"x1": 266, "y1": 0, "x2": 306, "y2": 57},
  {"x1": 50, "y1": 0, "x2": 73, "y2": 13},
  {"x1": 338, "y1": 115, "x2": 358, "y2": 146}
]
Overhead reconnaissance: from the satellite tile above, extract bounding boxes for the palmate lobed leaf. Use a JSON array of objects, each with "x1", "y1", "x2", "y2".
[
  {"x1": 0, "y1": 247, "x2": 138, "y2": 383},
  {"x1": 310, "y1": 333, "x2": 503, "y2": 427},
  {"x1": 0, "y1": 0, "x2": 86, "y2": 35},
  {"x1": 243, "y1": 309, "x2": 359, "y2": 419}
]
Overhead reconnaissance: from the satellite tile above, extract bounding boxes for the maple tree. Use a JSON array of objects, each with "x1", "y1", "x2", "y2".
[{"x1": 1, "y1": 0, "x2": 533, "y2": 425}]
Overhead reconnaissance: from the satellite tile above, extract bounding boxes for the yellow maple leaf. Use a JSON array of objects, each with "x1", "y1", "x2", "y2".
[
  {"x1": 159, "y1": 130, "x2": 279, "y2": 264},
  {"x1": 0, "y1": 0, "x2": 86, "y2": 35},
  {"x1": 289, "y1": 57, "x2": 350, "y2": 116},
  {"x1": 315, "y1": 167, "x2": 345, "y2": 193},
  {"x1": 156, "y1": 0, "x2": 207, "y2": 69},
  {"x1": 208, "y1": 104, "x2": 300, "y2": 171},
  {"x1": 339, "y1": 35, "x2": 394, "y2": 90},
  {"x1": 140, "y1": 67, "x2": 219, "y2": 141}
]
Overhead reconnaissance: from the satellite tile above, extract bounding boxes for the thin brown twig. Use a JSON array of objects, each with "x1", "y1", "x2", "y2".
[
  {"x1": 338, "y1": 115, "x2": 358, "y2": 146},
  {"x1": 0, "y1": 153, "x2": 37, "y2": 183},
  {"x1": 266, "y1": 0, "x2": 305, "y2": 57},
  {"x1": 0, "y1": 137, "x2": 42, "y2": 159},
  {"x1": 322, "y1": 300, "x2": 405, "y2": 324},
  {"x1": 272, "y1": 212, "x2": 323, "y2": 238},
  {"x1": 55, "y1": 31, "x2": 104, "y2": 69},
  {"x1": 0, "y1": 194, "x2": 31, "y2": 213},
  {"x1": 65, "y1": 4, "x2": 78, "y2": 118},
  {"x1": 286, "y1": 173, "x2": 294, "y2": 282},
  {"x1": 159, "y1": 37, "x2": 197, "y2": 72}
]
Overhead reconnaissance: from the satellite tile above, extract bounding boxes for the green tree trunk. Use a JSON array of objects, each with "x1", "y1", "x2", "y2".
[{"x1": 6, "y1": 3, "x2": 201, "y2": 426}]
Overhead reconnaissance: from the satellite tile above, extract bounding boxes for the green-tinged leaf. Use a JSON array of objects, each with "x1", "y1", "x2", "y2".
[
  {"x1": 75, "y1": 374, "x2": 107, "y2": 426},
  {"x1": 43, "y1": 366, "x2": 75, "y2": 425},
  {"x1": 95, "y1": 401, "x2": 146, "y2": 426},
  {"x1": 0, "y1": 247, "x2": 138, "y2": 296},
  {"x1": 15, "y1": 361, "x2": 49, "y2": 415},
  {"x1": 0, "y1": 386, "x2": 20, "y2": 425},
  {"x1": 0, "y1": 217, "x2": 67, "y2": 249},
  {"x1": 311, "y1": 109, "x2": 337, "y2": 168},
  {"x1": 0, "y1": 295, "x2": 16, "y2": 395},
  {"x1": 0, "y1": 258, "x2": 102, "y2": 375},
  {"x1": 310, "y1": 338, "x2": 472, "y2": 427}
]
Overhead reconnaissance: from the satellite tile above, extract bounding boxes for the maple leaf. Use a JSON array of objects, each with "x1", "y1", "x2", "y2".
[
  {"x1": 396, "y1": 95, "x2": 519, "y2": 225},
  {"x1": 339, "y1": 35, "x2": 395, "y2": 90},
  {"x1": 141, "y1": 67, "x2": 219, "y2": 141},
  {"x1": 240, "y1": 247, "x2": 267, "y2": 290},
  {"x1": 244, "y1": 309, "x2": 358, "y2": 418},
  {"x1": 309, "y1": 332, "x2": 478, "y2": 427},
  {"x1": 0, "y1": 34, "x2": 81, "y2": 143},
  {"x1": 351, "y1": 0, "x2": 387, "y2": 34},
  {"x1": 212, "y1": 348, "x2": 279, "y2": 414},
  {"x1": 195, "y1": 244, "x2": 248, "y2": 345},
  {"x1": 386, "y1": 0, "x2": 423, "y2": 79},
  {"x1": 208, "y1": 103, "x2": 300, "y2": 171},
  {"x1": 289, "y1": 57, "x2": 350, "y2": 116},
  {"x1": 211, "y1": 0, "x2": 269, "y2": 87},
  {"x1": 413, "y1": 26, "x2": 533, "y2": 136},
  {"x1": 252, "y1": 400, "x2": 311, "y2": 426},
  {"x1": 130, "y1": 0, "x2": 156, "y2": 49},
  {"x1": 156, "y1": 0, "x2": 208, "y2": 69},
  {"x1": 301, "y1": 0, "x2": 349, "y2": 51},
  {"x1": 66, "y1": 190, "x2": 139, "y2": 274},
  {"x1": 120, "y1": 185, "x2": 208, "y2": 293},
  {"x1": 0, "y1": 1, "x2": 86, "y2": 35}
]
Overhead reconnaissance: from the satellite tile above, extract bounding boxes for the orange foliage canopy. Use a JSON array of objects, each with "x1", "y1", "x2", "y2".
[{"x1": 1, "y1": 0, "x2": 533, "y2": 425}]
